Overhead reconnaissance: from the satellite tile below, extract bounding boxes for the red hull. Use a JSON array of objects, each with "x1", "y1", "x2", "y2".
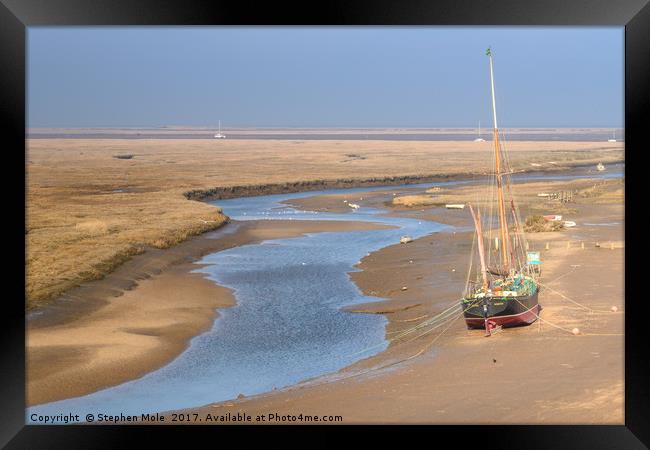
[{"x1": 464, "y1": 304, "x2": 540, "y2": 329}]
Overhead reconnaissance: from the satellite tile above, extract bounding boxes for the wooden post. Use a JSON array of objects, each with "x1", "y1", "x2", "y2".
[
  {"x1": 545, "y1": 242, "x2": 549, "y2": 250},
  {"x1": 525, "y1": 242, "x2": 529, "y2": 251},
  {"x1": 581, "y1": 242, "x2": 585, "y2": 250}
]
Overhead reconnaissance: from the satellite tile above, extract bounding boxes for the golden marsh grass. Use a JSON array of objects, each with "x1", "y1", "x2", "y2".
[{"x1": 26, "y1": 138, "x2": 623, "y2": 308}]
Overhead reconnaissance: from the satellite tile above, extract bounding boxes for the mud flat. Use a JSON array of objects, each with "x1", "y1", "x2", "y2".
[
  {"x1": 176, "y1": 176, "x2": 624, "y2": 424},
  {"x1": 28, "y1": 169, "x2": 624, "y2": 423},
  {"x1": 27, "y1": 219, "x2": 388, "y2": 406}
]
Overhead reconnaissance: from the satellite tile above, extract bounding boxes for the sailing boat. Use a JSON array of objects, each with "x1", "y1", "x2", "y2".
[
  {"x1": 474, "y1": 120, "x2": 486, "y2": 142},
  {"x1": 607, "y1": 129, "x2": 617, "y2": 142},
  {"x1": 214, "y1": 120, "x2": 226, "y2": 139},
  {"x1": 461, "y1": 48, "x2": 540, "y2": 336}
]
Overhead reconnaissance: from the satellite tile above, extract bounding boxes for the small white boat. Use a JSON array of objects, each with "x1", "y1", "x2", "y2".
[
  {"x1": 445, "y1": 204, "x2": 466, "y2": 209},
  {"x1": 563, "y1": 221, "x2": 577, "y2": 227},
  {"x1": 607, "y1": 129, "x2": 617, "y2": 142},
  {"x1": 596, "y1": 163, "x2": 605, "y2": 171},
  {"x1": 544, "y1": 215, "x2": 562, "y2": 221},
  {"x1": 537, "y1": 193, "x2": 551, "y2": 197},
  {"x1": 473, "y1": 120, "x2": 486, "y2": 142},
  {"x1": 214, "y1": 120, "x2": 226, "y2": 139},
  {"x1": 348, "y1": 203, "x2": 360, "y2": 209},
  {"x1": 400, "y1": 235, "x2": 413, "y2": 244}
]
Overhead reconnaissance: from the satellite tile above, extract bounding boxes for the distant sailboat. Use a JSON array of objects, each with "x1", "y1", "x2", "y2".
[
  {"x1": 607, "y1": 129, "x2": 617, "y2": 142},
  {"x1": 214, "y1": 120, "x2": 226, "y2": 139},
  {"x1": 474, "y1": 120, "x2": 486, "y2": 142}
]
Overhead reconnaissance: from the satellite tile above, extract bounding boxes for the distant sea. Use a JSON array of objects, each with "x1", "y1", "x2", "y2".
[{"x1": 28, "y1": 129, "x2": 624, "y2": 142}]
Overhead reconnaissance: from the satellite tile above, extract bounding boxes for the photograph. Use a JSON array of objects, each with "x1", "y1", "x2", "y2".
[{"x1": 23, "y1": 25, "x2": 626, "y2": 426}]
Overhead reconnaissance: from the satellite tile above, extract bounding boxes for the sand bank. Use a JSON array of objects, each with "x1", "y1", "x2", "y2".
[
  {"x1": 27, "y1": 219, "x2": 390, "y2": 406},
  {"x1": 175, "y1": 177, "x2": 624, "y2": 423},
  {"x1": 29, "y1": 173, "x2": 624, "y2": 423}
]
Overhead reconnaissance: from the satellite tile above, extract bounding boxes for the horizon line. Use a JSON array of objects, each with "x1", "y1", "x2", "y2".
[{"x1": 27, "y1": 126, "x2": 625, "y2": 131}]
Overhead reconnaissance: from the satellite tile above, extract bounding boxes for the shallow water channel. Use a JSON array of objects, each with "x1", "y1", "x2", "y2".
[{"x1": 28, "y1": 165, "x2": 623, "y2": 422}]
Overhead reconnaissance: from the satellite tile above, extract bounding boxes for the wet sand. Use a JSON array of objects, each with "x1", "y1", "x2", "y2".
[
  {"x1": 27, "y1": 219, "x2": 391, "y2": 406},
  {"x1": 174, "y1": 178, "x2": 624, "y2": 424},
  {"x1": 28, "y1": 175, "x2": 624, "y2": 423}
]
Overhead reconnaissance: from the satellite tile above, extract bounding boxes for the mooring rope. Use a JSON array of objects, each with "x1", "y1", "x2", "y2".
[
  {"x1": 542, "y1": 264, "x2": 578, "y2": 285},
  {"x1": 511, "y1": 296, "x2": 622, "y2": 337},
  {"x1": 283, "y1": 278, "x2": 622, "y2": 401},
  {"x1": 393, "y1": 309, "x2": 465, "y2": 362},
  {"x1": 384, "y1": 303, "x2": 461, "y2": 340},
  {"x1": 393, "y1": 314, "x2": 430, "y2": 323},
  {"x1": 347, "y1": 294, "x2": 485, "y2": 359},
  {"x1": 329, "y1": 241, "x2": 623, "y2": 394},
  {"x1": 350, "y1": 303, "x2": 462, "y2": 358},
  {"x1": 296, "y1": 303, "x2": 469, "y2": 394},
  {"x1": 536, "y1": 279, "x2": 623, "y2": 314}
]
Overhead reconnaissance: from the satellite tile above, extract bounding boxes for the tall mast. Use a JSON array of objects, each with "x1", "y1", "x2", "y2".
[{"x1": 487, "y1": 47, "x2": 510, "y2": 272}]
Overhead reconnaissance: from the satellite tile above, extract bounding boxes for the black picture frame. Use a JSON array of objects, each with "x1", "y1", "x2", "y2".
[{"x1": 3, "y1": 0, "x2": 647, "y2": 447}]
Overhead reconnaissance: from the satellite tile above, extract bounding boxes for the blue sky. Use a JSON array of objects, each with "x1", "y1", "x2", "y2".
[{"x1": 27, "y1": 27, "x2": 623, "y2": 128}]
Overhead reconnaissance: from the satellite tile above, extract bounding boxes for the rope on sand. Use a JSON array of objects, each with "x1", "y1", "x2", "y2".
[
  {"x1": 542, "y1": 264, "x2": 578, "y2": 285},
  {"x1": 298, "y1": 305, "x2": 467, "y2": 393},
  {"x1": 512, "y1": 296, "x2": 622, "y2": 337},
  {"x1": 268, "y1": 293, "x2": 619, "y2": 404},
  {"x1": 348, "y1": 295, "x2": 483, "y2": 359},
  {"x1": 536, "y1": 280, "x2": 623, "y2": 314},
  {"x1": 380, "y1": 303, "x2": 461, "y2": 342},
  {"x1": 386, "y1": 296, "x2": 464, "y2": 332},
  {"x1": 393, "y1": 314, "x2": 429, "y2": 323},
  {"x1": 395, "y1": 310, "x2": 465, "y2": 362},
  {"x1": 302, "y1": 283, "x2": 622, "y2": 396},
  {"x1": 337, "y1": 263, "x2": 623, "y2": 390}
]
